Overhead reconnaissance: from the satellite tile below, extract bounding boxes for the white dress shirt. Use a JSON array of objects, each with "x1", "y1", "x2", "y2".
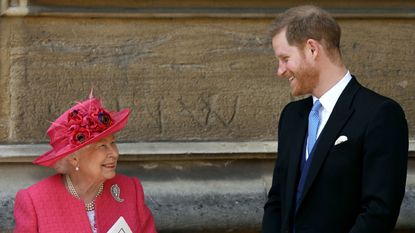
[{"x1": 306, "y1": 71, "x2": 352, "y2": 160}]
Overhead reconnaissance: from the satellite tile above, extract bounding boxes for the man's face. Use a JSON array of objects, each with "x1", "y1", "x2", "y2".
[{"x1": 272, "y1": 30, "x2": 319, "y2": 96}]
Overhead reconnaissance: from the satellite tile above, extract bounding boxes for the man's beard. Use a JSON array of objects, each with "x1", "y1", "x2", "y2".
[{"x1": 291, "y1": 61, "x2": 319, "y2": 97}]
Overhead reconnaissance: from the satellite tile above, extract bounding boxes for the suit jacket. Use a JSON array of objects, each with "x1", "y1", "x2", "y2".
[
  {"x1": 262, "y1": 77, "x2": 408, "y2": 233},
  {"x1": 14, "y1": 174, "x2": 157, "y2": 233}
]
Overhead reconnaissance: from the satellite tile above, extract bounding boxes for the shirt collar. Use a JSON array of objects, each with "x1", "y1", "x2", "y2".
[{"x1": 312, "y1": 71, "x2": 352, "y2": 113}]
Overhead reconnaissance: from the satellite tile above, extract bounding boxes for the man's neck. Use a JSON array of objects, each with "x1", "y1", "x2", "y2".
[{"x1": 314, "y1": 63, "x2": 347, "y2": 98}]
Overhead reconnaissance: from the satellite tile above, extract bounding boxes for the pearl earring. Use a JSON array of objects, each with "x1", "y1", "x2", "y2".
[{"x1": 75, "y1": 166, "x2": 79, "y2": 171}]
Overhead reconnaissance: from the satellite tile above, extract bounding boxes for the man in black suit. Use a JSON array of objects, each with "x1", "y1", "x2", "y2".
[{"x1": 262, "y1": 5, "x2": 408, "y2": 233}]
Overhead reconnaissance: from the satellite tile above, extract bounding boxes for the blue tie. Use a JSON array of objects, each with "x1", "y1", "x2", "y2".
[{"x1": 308, "y1": 100, "x2": 322, "y2": 155}]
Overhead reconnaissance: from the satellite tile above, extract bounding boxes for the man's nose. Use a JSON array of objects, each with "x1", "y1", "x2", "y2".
[{"x1": 277, "y1": 63, "x2": 286, "y2": 77}]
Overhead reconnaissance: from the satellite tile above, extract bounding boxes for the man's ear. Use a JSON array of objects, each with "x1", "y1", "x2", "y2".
[{"x1": 306, "y1": 39, "x2": 319, "y2": 57}]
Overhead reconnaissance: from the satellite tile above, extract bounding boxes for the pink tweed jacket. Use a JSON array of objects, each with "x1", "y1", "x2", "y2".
[{"x1": 13, "y1": 174, "x2": 157, "y2": 233}]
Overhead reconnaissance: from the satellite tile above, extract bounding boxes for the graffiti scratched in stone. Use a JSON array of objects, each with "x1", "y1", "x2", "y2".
[{"x1": 179, "y1": 95, "x2": 240, "y2": 129}]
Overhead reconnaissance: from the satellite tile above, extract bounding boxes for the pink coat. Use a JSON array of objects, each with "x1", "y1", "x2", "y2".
[{"x1": 13, "y1": 174, "x2": 157, "y2": 233}]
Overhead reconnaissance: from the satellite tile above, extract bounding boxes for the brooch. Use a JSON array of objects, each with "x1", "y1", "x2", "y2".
[{"x1": 111, "y1": 184, "x2": 124, "y2": 203}]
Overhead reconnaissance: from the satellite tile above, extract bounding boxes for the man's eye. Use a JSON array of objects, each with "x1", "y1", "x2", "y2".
[{"x1": 277, "y1": 58, "x2": 287, "y2": 65}]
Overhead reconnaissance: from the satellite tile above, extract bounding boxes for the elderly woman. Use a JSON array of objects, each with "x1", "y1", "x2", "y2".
[{"x1": 13, "y1": 94, "x2": 157, "y2": 233}]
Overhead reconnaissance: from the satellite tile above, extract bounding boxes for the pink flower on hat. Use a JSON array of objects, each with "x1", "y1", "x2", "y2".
[
  {"x1": 66, "y1": 107, "x2": 113, "y2": 146},
  {"x1": 70, "y1": 126, "x2": 91, "y2": 145}
]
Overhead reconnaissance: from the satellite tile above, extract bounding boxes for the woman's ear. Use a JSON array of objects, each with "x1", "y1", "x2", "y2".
[{"x1": 68, "y1": 154, "x2": 79, "y2": 169}]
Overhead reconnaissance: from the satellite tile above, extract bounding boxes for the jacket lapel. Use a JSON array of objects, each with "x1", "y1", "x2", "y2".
[
  {"x1": 285, "y1": 98, "x2": 312, "y2": 217},
  {"x1": 297, "y1": 77, "x2": 361, "y2": 210}
]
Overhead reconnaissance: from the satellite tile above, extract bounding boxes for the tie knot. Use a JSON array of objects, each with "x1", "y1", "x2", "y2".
[{"x1": 311, "y1": 100, "x2": 322, "y2": 113}]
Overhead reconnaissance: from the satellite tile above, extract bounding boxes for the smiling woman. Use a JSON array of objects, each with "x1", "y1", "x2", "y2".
[
  {"x1": 70, "y1": 135, "x2": 120, "y2": 183},
  {"x1": 13, "y1": 92, "x2": 157, "y2": 233}
]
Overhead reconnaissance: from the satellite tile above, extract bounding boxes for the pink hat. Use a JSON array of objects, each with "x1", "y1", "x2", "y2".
[{"x1": 33, "y1": 95, "x2": 130, "y2": 167}]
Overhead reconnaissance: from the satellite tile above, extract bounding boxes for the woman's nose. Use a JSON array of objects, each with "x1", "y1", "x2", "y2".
[{"x1": 107, "y1": 145, "x2": 119, "y2": 159}]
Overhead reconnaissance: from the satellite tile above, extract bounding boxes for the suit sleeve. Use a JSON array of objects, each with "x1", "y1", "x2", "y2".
[
  {"x1": 133, "y1": 177, "x2": 158, "y2": 233},
  {"x1": 262, "y1": 106, "x2": 289, "y2": 233},
  {"x1": 13, "y1": 189, "x2": 38, "y2": 233},
  {"x1": 350, "y1": 99, "x2": 408, "y2": 233}
]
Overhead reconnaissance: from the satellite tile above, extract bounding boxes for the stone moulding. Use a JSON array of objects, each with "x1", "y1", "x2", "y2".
[
  {"x1": 0, "y1": 141, "x2": 277, "y2": 161},
  {"x1": 0, "y1": 140, "x2": 414, "y2": 162},
  {"x1": 1, "y1": 0, "x2": 415, "y2": 19}
]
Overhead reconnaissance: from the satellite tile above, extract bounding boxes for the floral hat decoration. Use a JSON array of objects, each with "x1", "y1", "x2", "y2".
[{"x1": 33, "y1": 92, "x2": 130, "y2": 167}]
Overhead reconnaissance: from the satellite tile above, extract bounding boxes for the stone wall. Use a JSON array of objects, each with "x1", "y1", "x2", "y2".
[
  {"x1": 0, "y1": 0, "x2": 414, "y2": 232},
  {"x1": 1, "y1": 17, "x2": 414, "y2": 142}
]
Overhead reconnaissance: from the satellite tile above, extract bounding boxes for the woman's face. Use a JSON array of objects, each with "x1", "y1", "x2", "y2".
[{"x1": 76, "y1": 134, "x2": 119, "y2": 183}]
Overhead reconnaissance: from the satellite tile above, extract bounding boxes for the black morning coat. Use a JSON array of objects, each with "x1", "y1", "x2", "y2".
[{"x1": 262, "y1": 77, "x2": 408, "y2": 233}]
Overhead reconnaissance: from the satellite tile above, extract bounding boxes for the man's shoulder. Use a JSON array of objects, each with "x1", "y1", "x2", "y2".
[{"x1": 355, "y1": 84, "x2": 403, "y2": 110}]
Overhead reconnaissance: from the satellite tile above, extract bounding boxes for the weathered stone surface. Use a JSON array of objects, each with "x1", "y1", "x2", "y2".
[
  {"x1": 1, "y1": 17, "x2": 414, "y2": 143},
  {"x1": 2, "y1": 17, "x2": 285, "y2": 143},
  {"x1": 0, "y1": 19, "x2": 11, "y2": 141},
  {"x1": 340, "y1": 20, "x2": 415, "y2": 137},
  {"x1": 18, "y1": 0, "x2": 415, "y2": 9}
]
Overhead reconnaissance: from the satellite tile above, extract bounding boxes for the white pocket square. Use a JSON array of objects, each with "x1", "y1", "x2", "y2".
[{"x1": 334, "y1": 135, "x2": 348, "y2": 146}]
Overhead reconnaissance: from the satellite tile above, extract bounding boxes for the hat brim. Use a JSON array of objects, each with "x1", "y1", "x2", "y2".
[{"x1": 33, "y1": 108, "x2": 130, "y2": 167}]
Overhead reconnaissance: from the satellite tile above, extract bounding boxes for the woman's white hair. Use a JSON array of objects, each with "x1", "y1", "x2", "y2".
[
  {"x1": 52, "y1": 155, "x2": 74, "y2": 174},
  {"x1": 52, "y1": 144, "x2": 91, "y2": 174}
]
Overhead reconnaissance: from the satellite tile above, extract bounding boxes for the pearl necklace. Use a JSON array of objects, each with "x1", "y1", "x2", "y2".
[{"x1": 65, "y1": 175, "x2": 104, "y2": 211}]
